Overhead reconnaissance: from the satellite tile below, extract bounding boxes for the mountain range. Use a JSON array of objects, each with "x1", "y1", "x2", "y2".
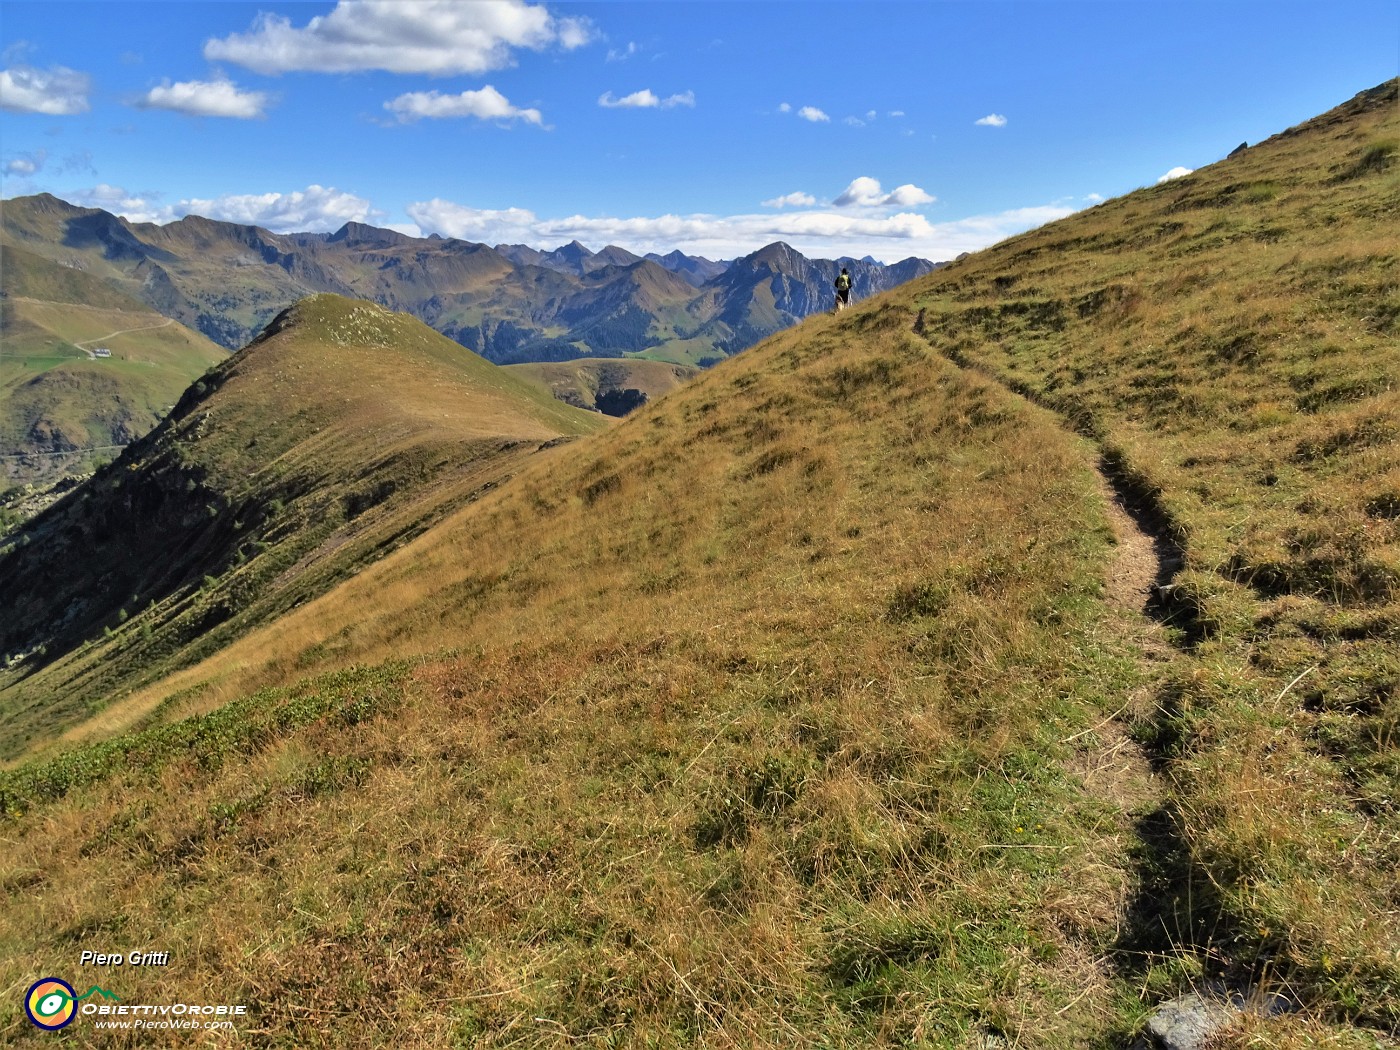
[
  {"x1": 1, "y1": 195, "x2": 935, "y2": 490},
  {"x1": 1, "y1": 194, "x2": 938, "y2": 367}
]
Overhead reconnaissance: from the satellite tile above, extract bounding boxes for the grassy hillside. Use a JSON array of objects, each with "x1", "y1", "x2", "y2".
[
  {"x1": 0, "y1": 294, "x2": 606, "y2": 760},
  {"x1": 0, "y1": 82, "x2": 1396, "y2": 1048},
  {"x1": 3, "y1": 300, "x2": 1145, "y2": 1048},
  {"x1": 898, "y1": 80, "x2": 1400, "y2": 1044},
  {"x1": 0, "y1": 244, "x2": 226, "y2": 492}
]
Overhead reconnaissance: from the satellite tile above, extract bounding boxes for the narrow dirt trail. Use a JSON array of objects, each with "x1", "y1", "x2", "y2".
[
  {"x1": 906, "y1": 315, "x2": 1197, "y2": 1040},
  {"x1": 1072, "y1": 465, "x2": 1172, "y2": 817}
]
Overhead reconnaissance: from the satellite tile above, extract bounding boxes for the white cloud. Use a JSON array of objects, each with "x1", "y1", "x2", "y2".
[
  {"x1": 834, "y1": 176, "x2": 935, "y2": 209},
  {"x1": 385, "y1": 86, "x2": 541, "y2": 124},
  {"x1": 66, "y1": 184, "x2": 173, "y2": 224},
  {"x1": 405, "y1": 200, "x2": 542, "y2": 244},
  {"x1": 3, "y1": 149, "x2": 46, "y2": 176},
  {"x1": 1085, "y1": 192, "x2": 1104, "y2": 202},
  {"x1": 606, "y1": 41, "x2": 638, "y2": 62},
  {"x1": 777, "y1": 102, "x2": 791, "y2": 113},
  {"x1": 1156, "y1": 166, "x2": 1193, "y2": 184},
  {"x1": 889, "y1": 110, "x2": 905, "y2": 118},
  {"x1": 203, "y1": 0, "x2": 593, "y2": 76},
  {"x1": 404, "y1": 195, "x2": 1075, "y2": 262},
  {"x1": 599, "y1": 88, "x2": 654, "y2": 108},
  {"x1": 556, "y1": 17, "x2": 592, "y2": 50},
  {"x1": 180, "y1": 185, "x2": 377, "y2": 231},
  {"x1": 762, "y1": 191, "x2": 816, "y2": 209},
  {"x1": 137, "y1": 78, "x2": 270, "y2": 118},
  {"x1": 408, "y1": 198, "x2": 941, "y2": 255},
  {"x1": 0, "y1": 64, "x2": 90, "y2": 114},
  {"x1": 598, "y1": 88, "x2": 693, "y2": 109},
  {"x1": 69, "y1": 183, "x2": 379, "y2": 233},
  {"x1": 975, "y1": 113, "x2": 1007, "y2": 127},
  {"x1": 844, "y1": 116, "x2": 865, "y2": 127},
  {"x1": 797, "y1": 105, "x2": 829, "y2": 123},
  {"x1": 866, "y1": 109, "x2": 877, "y2": 121},
  {"x1": 886, "y1": 184, "x2": 936, "y2": 207}
]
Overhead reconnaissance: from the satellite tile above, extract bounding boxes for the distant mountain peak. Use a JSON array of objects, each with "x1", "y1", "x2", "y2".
[
  {"x1": 739, "y1": 242, "x2": 810, "y2": 274},
  {"x1": 19, "y1": 191, "x2": 87, "y2": 216},
  {"x1": 327, "y1": 221, "x2": 413, "y2": 247},
  {"x1": 643, "y1": 248, "x2": 729, "y2": 286},
  {"x1": 167, "y1": 213, "x2": 236, "y2": 233}
]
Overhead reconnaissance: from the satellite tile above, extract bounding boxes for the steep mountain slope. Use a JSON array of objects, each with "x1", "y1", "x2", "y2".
[
  {"x1": 0, "y1": 294, "x2": 606, "y2": 757},
  {"x1": 0, "y1": 196, "x2": 310, "y2": 348},
  {"x1": 2, "y1": 195, "x2": 936, "y2": 367},
  {"x1": 889, "y1": 78, "x2": 1400, "y2": 1043},
  {"x1": 1, "y1": 80, "x2": 1393, "y2": 1050},
  {"x1": 0, "y1": 243, "x2": 226, "y2": 491}
]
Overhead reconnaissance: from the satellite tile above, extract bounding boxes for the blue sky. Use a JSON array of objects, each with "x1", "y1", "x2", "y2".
[{"x1": 2, "y1": 1, "x2": 1396, "y2": 261}]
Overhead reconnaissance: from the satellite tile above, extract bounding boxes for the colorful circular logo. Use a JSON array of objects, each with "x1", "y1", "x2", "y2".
[{"x1": 25, "y1": 978, "x2": 77, "y2": 1030}]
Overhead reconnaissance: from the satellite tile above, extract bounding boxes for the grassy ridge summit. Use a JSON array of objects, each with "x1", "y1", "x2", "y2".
[
  {"x1": 1, "y1": 194, "x2": 937, "y2": 368},
  {"x1": 0, "y1": 243, "x2": 226, "y2": 492},
  {"x1": 0, "y1": 82, "x2": 1395, "y2": 1048},
  {"x1": 0, "y1": 294, "x2": 606, "y2": 759}
]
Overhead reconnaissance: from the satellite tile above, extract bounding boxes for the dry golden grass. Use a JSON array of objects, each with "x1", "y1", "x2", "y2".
[
  {"x1": 2, "y1": 303, "x2": 1161, "y2": 1046},
  {"x1": 899, "y1": 80, "x2": 1400, "y2": 1036},
  {"x1": 3, "y1": 82, "x2": 1397, "y2": 1047},
  {"x1": 0, "y1": 296, "x2": 608, "y2": 761}
]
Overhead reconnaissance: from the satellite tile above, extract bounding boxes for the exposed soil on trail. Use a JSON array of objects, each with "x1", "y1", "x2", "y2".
[
  {"x1": 1078, "y1": 461, "x2": 1175, "y2": 825},
  {"x1": 1094, "y1": 462, "x2": 1181, "y2": 695},
  {"x1": 1099, "y1": 471, "x2": 1172, "y2": 620}
]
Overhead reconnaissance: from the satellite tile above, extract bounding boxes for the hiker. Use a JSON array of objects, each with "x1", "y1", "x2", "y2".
[{"x1": 834, "y1": 267, "x2": 852, "y2": 313}]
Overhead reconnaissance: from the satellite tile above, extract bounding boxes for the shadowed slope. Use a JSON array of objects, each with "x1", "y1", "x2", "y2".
[{"x1": 0, "y1": 294, "x2": 606, "y2": 758}]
